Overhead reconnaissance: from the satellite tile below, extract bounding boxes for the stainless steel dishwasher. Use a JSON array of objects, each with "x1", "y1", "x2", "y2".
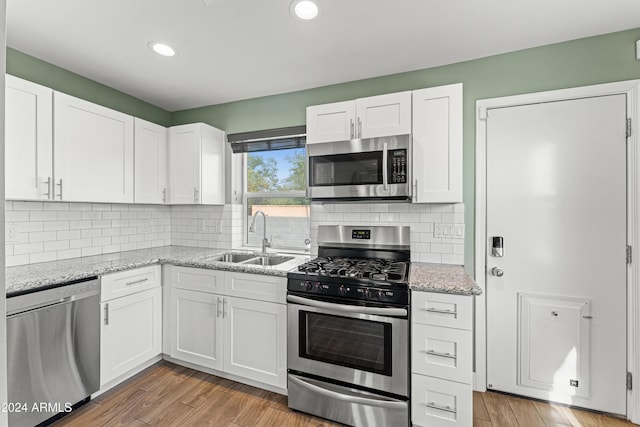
[{"x1": 7, "y1": 278, "x2": 101, "y2": 427}]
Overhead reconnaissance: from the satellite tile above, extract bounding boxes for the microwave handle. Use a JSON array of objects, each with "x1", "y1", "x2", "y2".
[{"x1": 382, "y1": 142, "x2": 388, "y2": 191}]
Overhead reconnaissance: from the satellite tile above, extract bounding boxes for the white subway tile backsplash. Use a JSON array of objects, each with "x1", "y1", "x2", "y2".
[
  {"x1": 29, "y1": 211, "x2": 58, "y2": 221},
  {"x1": 6, "y1": 202, "x2": 171, "y2": 266},
  {"x1": 6, "y1": 199, "x2": 464, "y2": 267},
  {"x1": 311, "y1": 202, "x2": 465, "y2": 265},
  {"x1": 29, "y1": 231, "x2": 57, "y2": 242}
]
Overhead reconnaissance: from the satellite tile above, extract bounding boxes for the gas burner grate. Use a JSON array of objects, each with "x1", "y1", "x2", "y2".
[{"x1": 297, "y1": 257, "x2": 408, "y2": 284}]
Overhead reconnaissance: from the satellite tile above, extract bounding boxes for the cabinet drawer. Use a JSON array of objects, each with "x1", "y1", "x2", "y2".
[
  {"x1": 224, "y1": 272, "x2": 286, "y2": 304},
  {"x1": 412, "y1": 324, "x2": 472, "y2": 384},
  {"x1": 171, "y1": 266, "x2": 225, "y2": 294},
  {"x1": 101, "y1": 265, "x2": 160, "y2": 302},
  {"x1": 412, "y1": 292, "x2": 472, "y2": 330},
  {"x1": 411, "y1": 374, "x2": 472, "y2": 427}
]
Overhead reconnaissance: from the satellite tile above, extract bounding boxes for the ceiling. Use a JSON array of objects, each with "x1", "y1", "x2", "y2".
[{"x1": 7, "y1": 0, "x2": 640, "y2": 112}]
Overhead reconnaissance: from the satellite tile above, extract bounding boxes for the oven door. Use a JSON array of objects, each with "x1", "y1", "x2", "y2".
[
  {"x1": 306, "y1": 136, "x2": 411, "y2": 200},
  {"x1": 287, "y1": 294, "x2": 408, "y2": 397}
]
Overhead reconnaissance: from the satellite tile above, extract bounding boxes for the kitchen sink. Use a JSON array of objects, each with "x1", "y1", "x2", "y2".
[
  {"x1": 205, "y1": 252, "x2": 256, "y2": 263},
  {"x1": 242, "y1": 255, "x2": 295, "y2": 266}
]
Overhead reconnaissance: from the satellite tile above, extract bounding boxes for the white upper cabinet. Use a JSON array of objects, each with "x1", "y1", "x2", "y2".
[
  {"x1": 356, "y1": 91, "x2": 412, "y2": 139},
  {"x1": 306, "y1": 100, "x2": 355, "y2": 144},
  {"x1": 54, "y1": 92, "x2": 134, "y2": 203},
  {"x1": 306, "y1": 91, "x2": 411, "y2": 144},
  {"x1": 134, "y1": 118, "x2": 167, "y2": 204},
  {"x1": 412, "y1": 83, "x2": 463, "y2": 203},
  {"x1": 5, "y1": 75, "x2": 53, "y2": 200},
  {"x1": 168, "y1": 123, "x2": 225, "y2": 205}
]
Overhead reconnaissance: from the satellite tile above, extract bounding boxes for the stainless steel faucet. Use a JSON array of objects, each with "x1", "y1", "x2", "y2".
[{"x1": 249, "y1": 210, "x2": 271, "y2": 254}]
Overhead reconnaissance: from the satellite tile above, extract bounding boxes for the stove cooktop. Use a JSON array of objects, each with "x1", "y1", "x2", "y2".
[
  {"x1": 295, "y1": 257, "x2": 409, "y2": 285},
  {"x1": 287, "y1": 256, "x2": 410, "y2": 306}
]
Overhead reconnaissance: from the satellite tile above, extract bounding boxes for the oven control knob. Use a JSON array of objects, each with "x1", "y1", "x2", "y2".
[
  {"x1": 303, "y1": 281, "x2": 313, "y2": 291},
  {"x1": 315, "y1": 282, "x2": 323, "y2": 291},
  {"x1": 364, "y1": 288, "x2": 374, "y2": 299},
  {"x1": 377, "y1": 290, "x2": 385, "y2": 300},
  {"x1": 338, "y1": 285, "x2": 347, "y2": 296}
]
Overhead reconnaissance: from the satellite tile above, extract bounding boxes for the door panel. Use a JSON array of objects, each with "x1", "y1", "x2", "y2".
[
  {"x1": 134, "y1": 118, "x2": 167, "y2": 204},
  {"x1": 5, "y1": 75, "x2": 53, "y2": 200},
  {"x1": 54, "y1": 92, "x2": 134, "y2": 203},
  {"x1": 486, "y1": 95, "x2": 627, "y2": 414}
]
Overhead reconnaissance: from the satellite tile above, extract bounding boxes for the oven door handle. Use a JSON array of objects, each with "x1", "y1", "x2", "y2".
[
  {"x1": 287, "y1": 295, "x2": 407, "y2": 317},
  {"x1": 289, "y1": 375, "x2": 407, "y2": 410}
]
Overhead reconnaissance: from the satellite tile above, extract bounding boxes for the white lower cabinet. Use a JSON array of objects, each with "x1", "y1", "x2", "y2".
[
  {"x1": 411, "y1": 291, "x2": 473, "y2": 427},
  {"x1": 170, "y1": 288, "x2": 224, "y2": 370},
  {"x1": 223, "y1": 297, "x2": 287, "y2": 388},
  {"x1": 412, "y1": 375, "x2": 472, "y2": 427},
  {"x1": 166, "y1": 266, "x2": 287, "y2": 389},
  {"x1": 100, "y1": 266, "x2": 162, "y2": 386}
]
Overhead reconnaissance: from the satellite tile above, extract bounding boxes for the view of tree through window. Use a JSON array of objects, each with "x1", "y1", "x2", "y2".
[
  {"x1": 245, "y1": 147, "x2": 309, "y2": 251},
  {"x1": 247, "y1": 148, "x2": 306, "y2": 194}
]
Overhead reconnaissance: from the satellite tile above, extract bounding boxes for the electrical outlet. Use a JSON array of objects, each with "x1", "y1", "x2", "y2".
[
  {"x1": 7, "y1": 223, "x2": 18, "y2": 243},
  {"x1": 198, "y1": 219, "x2": 206, "y2": 232}
]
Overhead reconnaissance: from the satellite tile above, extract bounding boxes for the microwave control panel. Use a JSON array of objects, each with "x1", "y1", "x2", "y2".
[{"x1": 388, "y1": 149, "x2": 407, "y2": 183}]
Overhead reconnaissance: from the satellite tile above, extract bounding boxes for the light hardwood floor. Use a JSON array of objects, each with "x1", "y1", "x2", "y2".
[{"x1": 52, "y1": 361, "x2": 635, "y2": 427}]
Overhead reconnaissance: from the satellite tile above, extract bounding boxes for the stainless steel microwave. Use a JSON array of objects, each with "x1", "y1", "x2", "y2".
[{"x1": 306, "y1": 135, "x2": 411, "y2": 201}]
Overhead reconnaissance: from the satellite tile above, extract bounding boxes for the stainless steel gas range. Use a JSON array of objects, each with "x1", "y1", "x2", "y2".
[{"x1": 287, "y1": 225, "x2": 411, "y2": 427}]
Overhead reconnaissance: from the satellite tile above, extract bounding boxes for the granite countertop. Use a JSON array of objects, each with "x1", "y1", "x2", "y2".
[
  {"x1": 410, "y1": 262, "x2": 482, "y2": 296},
  {"x1": 6, "y1": 246, "x2": 310, "y2": 297}
]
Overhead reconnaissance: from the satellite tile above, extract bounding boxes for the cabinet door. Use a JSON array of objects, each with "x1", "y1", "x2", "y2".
[
  {"x1": 200, "y1": 124, "x2": 225, "y2": 205},
  {"x1": 169, "y1": 288, "x2": 223, "y2": 370},
  {"x1": 168, "y1": 124, "x2": 200, "y2": 204},
  {"x1": 357, "y1": 91, "x2": 412, "y2": 139},
  {"x1": 53, "y1": 92, "x2": 134, "y2": 203},
  {"x1": 5, "y1": 75, "x2": 53, "y2": 200},
  {"x1": 134, "y1": 118, "x2": 167, "y2": 204},
  {"x1": 412, "y1": 83, "x2": 463, "y2": 203},
  {"x1": 100, "y1": 287, "x2": 162, "y2": 386},
  {"x1": 306, "y1": 101, "x2": 355, "y2": 144},
  {"x1": 223, "y1": 297, "x2": 287, "y2": 388}
]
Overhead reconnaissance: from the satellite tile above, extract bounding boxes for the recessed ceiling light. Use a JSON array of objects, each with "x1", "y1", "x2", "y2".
[
  {"x1": 290, "y1": 0, "x2": 319, "y2": 20},
  {"x1": 148, "y1": 42, "x2": 177, "y2": 57}
]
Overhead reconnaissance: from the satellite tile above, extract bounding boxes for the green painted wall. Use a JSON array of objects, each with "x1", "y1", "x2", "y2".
[
  {"x1": 172, "y1": 28, "x2": 640, "y2": 274},
  {"x1": 6, "y1": 48, "x2": 171, "y2": 126}
]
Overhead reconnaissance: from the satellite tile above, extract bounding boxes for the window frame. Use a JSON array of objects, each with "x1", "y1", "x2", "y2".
[{"x1": 242, "y1": 152, "x2": 309, "y2": 252}]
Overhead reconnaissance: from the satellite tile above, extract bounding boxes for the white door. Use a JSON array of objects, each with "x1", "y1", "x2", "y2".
[
  {"x1": 223, "y1": 297, "x2": 287, "y2": 388},
  {"x1": 486, "y1": 95, "x2": 627, "y2": 414},
  {"x1": 168, "y1": 124, "x2": 200, "y2": 204},
  {"x1": 412, "y1": 84, "x2": 463, "y2": 203},
  {"x1": 5, "y1": 75, "x2": 53, "y2": 200},
  {"x1": 170, "y1": 288, "x2": 223, "y2": 370},
  {"x1": 306, "y1": 100, "x2": 355, "y2": 144},
  {"x1": 53, "y1": 92, "x2": 134, "y2": 203},
  {"x1": 356, "y1": 91, "x2": 412, "y2": 139},
  {"x1": 134, "y1": 118, "x2": 167, "y2": 204},
  {"x1": 100, "y1": 287, "x2": 162, "y2": 386}
]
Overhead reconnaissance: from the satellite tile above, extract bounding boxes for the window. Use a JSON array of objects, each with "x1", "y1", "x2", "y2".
[{"x1": 244, "y1": 147, "x2": 310, "y2": 251}]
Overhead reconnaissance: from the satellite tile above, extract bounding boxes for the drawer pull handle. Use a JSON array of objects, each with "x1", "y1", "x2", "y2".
[
  {"x1": 425, "y1": 349, "x2": 457, "y2": 359},
  {"x1": 425, "y1": 307, "x2": 456, "y2": 315},
  {"x1": 426, "y1": 402, "x2": 457, "y2": 414},
  {"x1": 126, "y1": 278, "x2": 149, "y2": 286}
]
